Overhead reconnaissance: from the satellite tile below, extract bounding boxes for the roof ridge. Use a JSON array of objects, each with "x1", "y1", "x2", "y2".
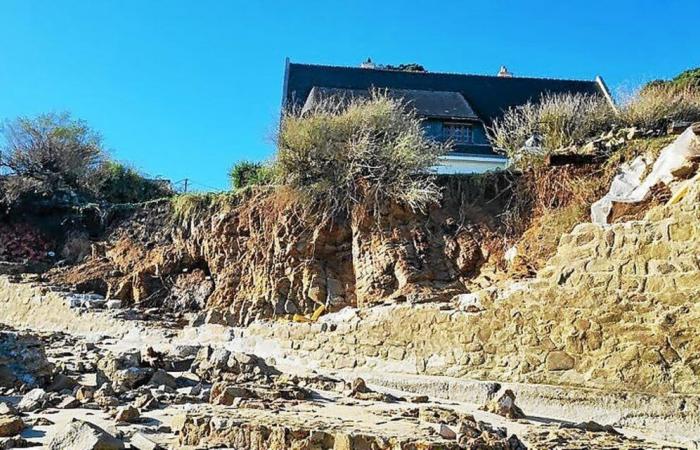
[{"x1": 288, "y1": 61, "x2": 597, "y2": 84}]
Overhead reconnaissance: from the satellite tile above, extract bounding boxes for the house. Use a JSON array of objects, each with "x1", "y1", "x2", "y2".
[{"x1": 281, "y1": 59, "x2": 614, "y2": 174}]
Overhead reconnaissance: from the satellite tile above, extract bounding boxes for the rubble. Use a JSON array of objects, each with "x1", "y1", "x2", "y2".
[{"x1": 0, "y1": 330, "x2": 54, "y2": 389}]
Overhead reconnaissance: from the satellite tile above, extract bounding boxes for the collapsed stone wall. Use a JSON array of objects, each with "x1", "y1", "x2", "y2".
[
  {"x1": 49, "y1": 176, "x2": 510, "y2": 325},
  {"x1": 241, "y1": 176, "x2": 700, "y2": 396}
]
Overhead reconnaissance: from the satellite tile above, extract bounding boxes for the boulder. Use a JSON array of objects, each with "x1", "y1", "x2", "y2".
[
  {"x1": 57, "y1": 395, "x2": 80, "y2": 409},
  {"x1": 114, "y1": 405, "x2": 140, "y2": 423},
  {"x1": 0, "y1": 331, "x2": 54, "y2": 388},
  {"x1": 0, "y1": 416, "x2": 24, "y2": 438},
  {"x1": 48, "y1": 373, "x2": 78, "y2": 392},
  {"x1": 148, "y1": 369, "x2": 177, "y2": 390},
  {"x1": 47, "y1": 419, "x2": 125, "y2": 450},
  {"x1": 17, "y1": 388, "x2": 48, "y2": 412},
  {"x1": 481, "y1": 389, "x2": 525, "y2": 419},
  {"x1": 0, "y1": 402, "x2": 18, "y2": 416},
  {"x1": 96, "y1": 352, "x2": 150, "y2": 392}
]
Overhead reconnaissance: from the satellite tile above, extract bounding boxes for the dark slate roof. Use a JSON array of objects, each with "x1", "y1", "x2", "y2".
[
  {"x1": 301, "y1": 86, "x2": 480, "y2": 120},
  {"x1": 283, "y1": 62, "x2": 606, "y2": 125}
]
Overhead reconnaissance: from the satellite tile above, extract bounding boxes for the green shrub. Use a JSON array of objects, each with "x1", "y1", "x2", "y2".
[
  {"x1": 228, "y1": 160, "x2": 275, "y2": 190},
  {"x1": 275, "y1": 91, "x2": 448, "y2": 220},
  {"x1": 488, "y1": 93, "x2": 615, "y2": 169},
  {"x1": 0, "y1": 112, "x2": 105, "y2": 205},
  {"x1": 91, "y1": 161, "x2": 174, "y2": 204}
]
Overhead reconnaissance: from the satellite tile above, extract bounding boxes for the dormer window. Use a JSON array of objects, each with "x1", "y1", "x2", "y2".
[{"x1": 443, "y1": 123, "x2": 473, "y2": 144}]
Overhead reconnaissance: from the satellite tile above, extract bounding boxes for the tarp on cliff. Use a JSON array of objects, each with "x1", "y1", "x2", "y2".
[{"x1": 591, "y1": 125, "x2": 700, "y2": 224}]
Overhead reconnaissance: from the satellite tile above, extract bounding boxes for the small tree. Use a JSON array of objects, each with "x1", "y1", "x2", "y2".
[{"x1": 0, "y1": 112, "x2": 105, "y2": 204}]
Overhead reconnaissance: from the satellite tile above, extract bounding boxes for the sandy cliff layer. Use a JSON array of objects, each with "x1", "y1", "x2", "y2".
[{"x1": 49, "y1": 176, "x2": 513, "y2": 325}]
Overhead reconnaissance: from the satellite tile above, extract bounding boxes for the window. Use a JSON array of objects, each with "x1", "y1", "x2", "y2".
[{"x1": 443, "y1": 123, "x2": 473, "y2": 144}]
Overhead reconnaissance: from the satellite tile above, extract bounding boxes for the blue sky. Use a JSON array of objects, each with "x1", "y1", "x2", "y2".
[{"x1": 1, "y1": 1, "x2": 698, "y2": 191}]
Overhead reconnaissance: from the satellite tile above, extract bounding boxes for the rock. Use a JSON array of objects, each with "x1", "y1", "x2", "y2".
[
  {"x1": 96, "y1": 352, "x2": 150, "y2": 392},
  {"x1": 0, "y1": 403, "x2": 18, "y2": 416},
  {"x1": 17, "y1": 387, "x2": 48, "y2": 412},
  {"x1": 438, "y1": 423, "x2": 456, "y2": 440},
  {"x1": 47, "y1": 419, "x2": 125, "y2": 449},
  {"x1": 49, "y1": 373, "x2": 78, "y2": 392},
  {"x1": 134, "y1": 393, "x2": 159, "y2": 410},
  {"x1": 546, "y1": 351, "x2": 575, "y2": 371},
  {"x1": 105, "y1": 300, "x2": 122, "y2": 309},
  {"x1": 115, "y1": 405, "x2": 140, "y2": 423},
  {"x1": 0, "y1": 331, "x2": 54, "y2": 388},
  {"x1": 481, "y1": 389, "x2": 525, "y2": 419},
  {"x1": 0, "y1": 416, "x2": 24, "y2": 438},
  {"x1": 130, "y1": 432, "x2": 164, "y2": 450},
  {"x1": 111, "y1": 367, "x2": 153, "y2": 393},
  {"x1": 57, "y1": 395, "x2": 80, "y2": 409},
  {"x1": 148, "y1": 369, "x2": 177, "y2": 390},
  {"x1": 350, "y1": 377, "x2": 369, "y2": 394},
  {"x1": 0, "y1": 436, "x2": 32, "y2": 449},
  {"x1": 94, "y1": 385, "x2": 119, "y2": 408},
  {"x1": 562, "y1": 420, "x2": 621, "y2": 435},
  {"x1": 210, "y1": 382, "x2": 256, "y2": 405},
  {"x1": 75, "y1": 385, "x2": 95, "y2": 402}
]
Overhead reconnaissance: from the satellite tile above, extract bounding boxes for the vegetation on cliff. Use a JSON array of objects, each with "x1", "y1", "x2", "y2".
[
  {"x1": 276, "y1": 92, "x2": 448, "y2": 220},
  {"x1": 0, "y1": 112, "x2": 173, "y2": 211}
]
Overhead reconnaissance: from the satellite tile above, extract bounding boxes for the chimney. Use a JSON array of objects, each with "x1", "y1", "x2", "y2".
[
  {"x1": 360, "y1": 57, "x2": 376, "y2": 69},
  {"x1": 497, "y1": 65, "x2": 513, "y2": 77}
]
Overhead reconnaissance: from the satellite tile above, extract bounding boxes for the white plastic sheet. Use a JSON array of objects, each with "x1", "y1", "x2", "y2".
[{"x1": 591, "y1": 126, "x2": 700, "y2": 224}]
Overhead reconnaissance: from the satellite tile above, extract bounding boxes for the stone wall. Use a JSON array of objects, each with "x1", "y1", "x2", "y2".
[{"x1": 240, "y1": 177, "x2": 700, "y2": 396}]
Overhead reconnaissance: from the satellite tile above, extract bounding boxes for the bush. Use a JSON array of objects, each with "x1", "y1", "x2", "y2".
[
  {"x1": 620, "y1": 84, "x2": 700, "y2": 130},
  {"x1": 488, "y1": 93, "x2": 615, "y2": 168},
  {"x1": 228, "y1": 160, "x2": 275, "y2": 191},
  {"x1": 0, "y1": 112, "x2": 105, "y2": 204},
  {"x1": 275, "y1": 91, "x2": 448, "y2": 220},
  {"x1": 90, "y1": 161, "x2": 174, "y2": 204}
]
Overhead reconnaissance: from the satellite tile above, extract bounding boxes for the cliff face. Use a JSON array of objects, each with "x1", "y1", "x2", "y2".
[
  {"x1": 49, "y1": 177, "x2": 509, "y2": 325},
  {"x1": 233, "y1": 171, "x2": 700, "y2": 398}
]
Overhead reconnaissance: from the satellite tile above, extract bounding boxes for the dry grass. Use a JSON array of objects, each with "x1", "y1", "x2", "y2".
[
  {"x1": 275, "y1": 91, "x2": 448, "y2": 224},
  {"x1": 488, "y1": 93, "x2": 615, "y2": 168},
  {"x1": 620, "y1": 84, "x2": 700, "y2": 130}
]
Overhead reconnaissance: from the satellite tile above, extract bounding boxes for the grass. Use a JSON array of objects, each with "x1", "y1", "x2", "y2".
[
  {"x1": 488, "y1": 93, "x2": 615, "y2": 169},
  {"x1": 619, "y1": 84, "x2": 700, "y2": 131}
]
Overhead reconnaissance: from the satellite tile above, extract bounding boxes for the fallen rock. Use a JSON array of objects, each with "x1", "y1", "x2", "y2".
[
  {"x1": 130, "y1": 432, "x2": 164, "y2": 450},
  {"x1": 438, "y1": 423, "x2": 457, "y2": 440},
  {"x1": 96, "y1": 352, "x2": 152, "y2": 392},
  {"x1": 0, "y1": 416, "x2": 24, "y2": 438},
  {"x1": 0, "y1": 436, "x2": 32, "y2": 449},
  {"x1": 75, "y1": 385, "x2": 95, "y2": 403},
  {"x1": 47, "y1": 419, "x2": 125, "y2": 449},
  {"x1": 481, "y1": 389, "x2": 525, "y2": 419},
  {"x1": 562, "y1": 420, "x2": 621, "y2": 435},
  {"x1": 17, "y1": 387, "x2": 48, "y2": 412},
  {"x1": 48, "y1": 373, "x2": 78, "y2": 392},
  {"x1": 0, "y1": 331, "x2": 54, "y2": 388},
  {"x1": 0, "y1": 403, "x2": 18, "y2": 416},
  {"x1": 115, "y1": 405, "x2": 140, "y2": 423},
  {"x1": 57, "y1": 395, "x2": 80, "y2": 409},
  {"x1": 148, "y1": 369, "x2": 177, "y2": 390}
]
